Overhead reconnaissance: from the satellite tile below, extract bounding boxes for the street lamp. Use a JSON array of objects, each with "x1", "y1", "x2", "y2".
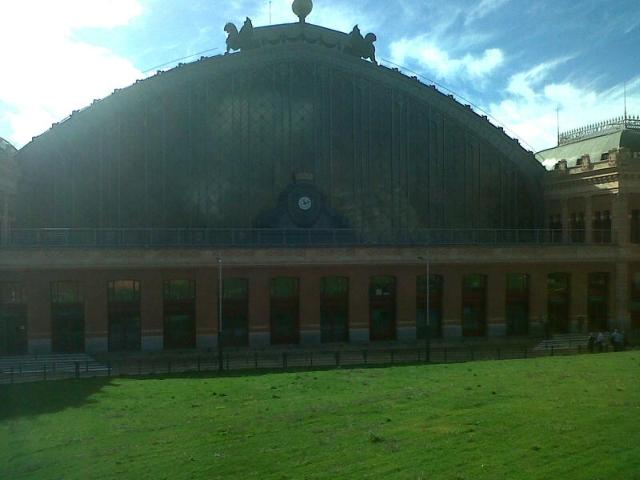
[
  {"x1": 417, "y1": 256, "x2": 431, "y2": 362},
  {"x1": 217, "y1": 257, "x2": 224, "y2": 372}
]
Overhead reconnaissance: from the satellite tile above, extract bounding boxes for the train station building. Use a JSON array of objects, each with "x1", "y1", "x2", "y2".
[{"x1": 0, "y1": 4, "x2": 639, "y2": 355}]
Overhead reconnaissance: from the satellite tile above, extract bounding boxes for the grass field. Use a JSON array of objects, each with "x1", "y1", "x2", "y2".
[{"x1": 1, "y1": 353, "x2": 639, "y2": 480}]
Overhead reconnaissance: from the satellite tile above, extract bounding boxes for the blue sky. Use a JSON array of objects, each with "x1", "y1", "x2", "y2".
[{"x1": 1, "y1": 0, "x2": 639, "y2": 159}]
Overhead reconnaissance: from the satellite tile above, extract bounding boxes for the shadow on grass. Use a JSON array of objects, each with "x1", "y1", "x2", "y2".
[
  {"x1": 0, "y1": 364, "x2": 422, "y2": 420},
  {"x1": 117, "y1": 361, "x2": 436, "y2": 382},
  {"x1": 0, "y1": 378, "x2": 115, "y2": 421}
]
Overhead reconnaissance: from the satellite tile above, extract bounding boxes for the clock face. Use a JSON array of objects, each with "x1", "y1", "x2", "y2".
[{"x1": 298, "y1": 196, "x2": 312, "y2": 211}]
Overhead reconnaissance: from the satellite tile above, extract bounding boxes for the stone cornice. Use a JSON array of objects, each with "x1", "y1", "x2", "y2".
[{"x1": 0, "y1": 245, "x2": 636, "y2": 271}]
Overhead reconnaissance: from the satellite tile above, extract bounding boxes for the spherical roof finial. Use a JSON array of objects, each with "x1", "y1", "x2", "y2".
[{"x1": 292, "y1": 0, "x2": 313, "y2": 23}]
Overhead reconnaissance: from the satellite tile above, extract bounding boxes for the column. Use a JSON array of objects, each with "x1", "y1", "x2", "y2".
[
  {"x1": 561, "y1": 200, "x2": 570, "y2": 243},
  {"x1": 348, "y1": 269, "x2": 369, "y2": 343},
  {"x1": 615, "y1": 262, "x2": 630, "y2": 331},
  {"x1": 584, "y1": 195, "x2": 593, "y2": 243},
  {"x1": 196, "y1": 269, "x2": 217, "y2": 350},
  {"x1": 85, "y1": 273, "x2": 108, "y2": 353},
  {"x1": 140, "y1": 271, "x2": 163, "y2": 351},
  {"x1": 613, "y1": 194, "x2": 630, "y2": 245},
  {"x1": 570, "y1": 270, "x2": 588, "y2": 333},
  {"x1": 248, "y1": 269, "x2": 270, "y2": 347},
  {"x1": 26, "y1": 272, "x2": 52, "y2": 354},
  {"x1": 396, "y1": 269, "x2": 417, "y2": 341},
  {"x1": 487, "y1": 270, "x2": 506, "y2": 337},
  {"x1": 442, "y1": 269, "x2": 462, "y2": 338},
  {"x1": 529, "y1": 269, "x2": 547, "y2": 337},
  {"x1": 300, "y1": 271, "x2": 321, "y2": 344}
]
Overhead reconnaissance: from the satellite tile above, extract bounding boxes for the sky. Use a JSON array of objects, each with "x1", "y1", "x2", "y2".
[{"x1": 0, "y1": 0, "x2": 639, "y2": 162}]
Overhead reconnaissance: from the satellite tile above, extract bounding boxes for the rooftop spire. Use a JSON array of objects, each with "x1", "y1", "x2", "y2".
[
  {"x1": 624, "y1": 82, "x2": 628, "y2": 124},
  {"x1": 292, "y1": 0, "x2": 313, "y2": 23}
]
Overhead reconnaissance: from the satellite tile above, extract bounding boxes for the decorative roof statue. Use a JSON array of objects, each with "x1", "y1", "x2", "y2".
[
  {"x1": 292, "y1": 0, "x2": 313, "y2": 23},
  {"x1": 224, "y1": 17, "x2": 259, "y2": 54},
  {"x1": 345, "y1": 25, "x2": 377, "y2": 64}
]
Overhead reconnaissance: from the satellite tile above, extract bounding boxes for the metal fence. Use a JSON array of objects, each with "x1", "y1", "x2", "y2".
[
  {"x1": 0, "y1": 344, "x2": 631, "y2": 385},
  {"x1": 1, "y1": 228, "x2": 618, "y2": 248}
]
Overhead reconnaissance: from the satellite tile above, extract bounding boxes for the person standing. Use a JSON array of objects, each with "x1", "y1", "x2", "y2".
[{"x1": 587, "y1": 332, "x2": 595, "y2": 353}]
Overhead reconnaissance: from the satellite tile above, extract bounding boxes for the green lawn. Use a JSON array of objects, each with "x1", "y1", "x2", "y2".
[{"x1": 2, "y1": 353, "x2": 640, "y2": 480}]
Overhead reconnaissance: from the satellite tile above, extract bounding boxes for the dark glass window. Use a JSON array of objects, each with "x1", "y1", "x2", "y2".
[
  {"x1": 548, "y1": 273, "x2": 570, "y2": 334},
  {"x1": 506, "y1": 274, "x2": 529, "y2": 335},
  {"x1": 270, "y1": 277, "x2": 299, "y2": 345},
  {"x1": 221, "y1": 278, "x2": 249, "y2": 347},
  {"x1": 462, "y1": 274, "x2": 487, "y2": 337},
  {"x1": 0, "y1": 283, "x2": 26, "y2": 304},
  {"x1": 51, "y1": 281, "x2": 83, "y2": 304},
  {"x1": 163, "y1": 279, "x2": 195, "y2": 301},
  {"x1": 51, "y1": 281, "x2": 85, "y2": 353},
  {"x1": 108, "y1": 280, "x2": 141, "y2": 352},
  {"x1": 416, "y1": 275, "x2": 443, "y2": 339},
  {"x1": 593, "y1": 211, "x2": 612, "y2": 244},
  {"x1": 549, "y1": 215, "x2": 562, "y2": 243},
  {"x1": 0, "y1": 283, "x2": 27, "y2": 355},
  {"x1": 321, "y1": 277, "x2": 349, "y2": 343},
  {"x1": 587, "y1": 273, "x2": 609, "y2": 332},
  {"x1": 163, "y1": 280, "x2": 196, "y2": 350},
  {"x1": 370, "y1": 276, "x2": 396, "y2": 341},
  {"x1": 570, "y1": 212, "x2": 585, "y2": 243}
]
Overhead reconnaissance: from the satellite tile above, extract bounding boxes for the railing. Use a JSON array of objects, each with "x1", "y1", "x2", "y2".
[
  {"x1": 1, "y1": 343, "x2": 635, "y2": 385},
  {"x1": 0, "y1": 228, "x2": 618, "y2": 248},
  {"x1": 559, "y1": 115, "x2": 640, "y2": 145}
]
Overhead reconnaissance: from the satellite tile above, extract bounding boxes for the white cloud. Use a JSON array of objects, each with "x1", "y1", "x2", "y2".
[
  {"x1": 390, "y1": 36, "x2": 504, "y2": 81},
  {"x1": 465, "y1": 0, "x2": 510, "y2": 25},
  {"x1": 488, "y1": 62, "x2": 640, "y2": 165},
  {"x1": 0, "y1": 0, "x2": 144, "y2": 147}
]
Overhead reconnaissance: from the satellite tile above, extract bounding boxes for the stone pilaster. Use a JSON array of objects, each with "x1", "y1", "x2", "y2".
[
  {"x1": 584, "y1": 195, "x2": 593, "y2": 243},
  {"x1": 487, "y1": 270, "x2": 506, "y2": 337},
  {"x1": 140, "y1": 271, "x2": 163, "y2": 352},
  {"x1": 442, "y1": 269, "x2": 462, "y2": 338},
  {"x1": 613, "y1": 194, "x2": 630, "y2": 245},
  {"x1": 248, "y1": 269, "x2": 270, "y2": 347},
  {"x1": 529, "y1": 270, "x2": 548, "y2": 337},
  {"x1": 349, "y1": 269, "x2": 369, "y2": 343},
  {"x1": 570, "y1": 270, "x2": 588, "y2": 333},
  {"x1": 396, "y1": 269, "x2": 417, "y2": 341},
  {"x1": 300, "y1": 272, "x2": 321, "y2": 345},
  {"x1": 561, "y1": 200, "x2": 570, "y2": 243},
  {"x1": 196, "y1": 269, "x2": 217, "y2": 350}
]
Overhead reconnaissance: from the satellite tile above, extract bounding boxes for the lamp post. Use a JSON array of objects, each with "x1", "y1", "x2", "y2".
[
  {"x1": 217, "y1": 257, "x2": 224, "y2": 372},
  {"x1": 418, "y1": 256, "x2": 431, "y2": 362}
]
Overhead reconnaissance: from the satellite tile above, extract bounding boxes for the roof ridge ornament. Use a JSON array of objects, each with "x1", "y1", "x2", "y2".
[
  {"x1": 292, "y1": 0, "x2": 313, "y2": 23},
  {"x1": 224, "y1": 17, "x2": 258, "y2": 54},
  {"x1": 345, "y1": 25, "x2": 377, "y2": 64}
]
